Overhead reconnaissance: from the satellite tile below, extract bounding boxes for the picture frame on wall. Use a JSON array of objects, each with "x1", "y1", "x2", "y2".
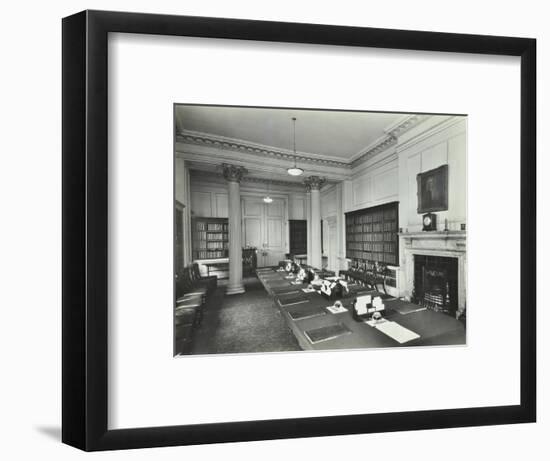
[
  {"x1": 62, "y1": 10, "x2": 536, "y2": 451},
  {"x1": 417, "y1": 164, "x2": 448, "y2": 213}
]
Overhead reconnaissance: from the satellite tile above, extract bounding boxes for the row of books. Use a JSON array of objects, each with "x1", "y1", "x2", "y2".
[
  {"x1": 349, "y1": 232, "x2": 396, "y2": 242},
  {"x1": 346, "y1": 210, "x2": 397, "y2": 224},
  {"x1": 194, "y1": 250, "x2": 228, "y2": 259},
  {"x1": 348, "y1": 242, "x2": 396, "y2": 252},
  {"x1": 195, "y1": 231, "x2": 228, "y2": 241},
  {"x1": 346, "y1": 221, "x2": 397, "y2": 232},
  {"x1": 205, "y1": 232, "x2": 226, "y2": 240},
  {"x1": 209, "y1": 223, "x2": 227, "y2": 231},
  {"x1": 195, "y1": 231, "x2": 207, "y2": 241},
  {"x1": 195, "y1": 222, "x2": 229, "y2": 232},
  {"x1": 206, "y1": 241, "x2": 228, "y2": 250}
]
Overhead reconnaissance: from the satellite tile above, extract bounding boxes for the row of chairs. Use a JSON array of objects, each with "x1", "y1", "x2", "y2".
[
  {"x1": 175, "y1": 263, "x2": 217, "y2": 354},
  {"x1": 339, "y1": 264, "x2": 388, "y2": 294}
]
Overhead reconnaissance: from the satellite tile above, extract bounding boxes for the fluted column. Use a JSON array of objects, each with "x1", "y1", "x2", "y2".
[
  {"x1": 222, "y1": 164, "x2": 247, "y2": 295},
  {"x1": 304, "y1": 176, "x2": 326, "y2": 270}
]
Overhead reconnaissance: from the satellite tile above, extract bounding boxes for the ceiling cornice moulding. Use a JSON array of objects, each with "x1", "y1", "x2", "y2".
[
  {"x1": 177, "y1": 130, "x2": 351, "y2": 169},
  {"x1": 395, "y1": 115, "x2": 465, "y2": 153},
  {"x1": 350, "y1": 115, "x2": 430, "y2": 168},
  {"x1": 178, "y1": 114, "x2": 439, "y2": 173}
]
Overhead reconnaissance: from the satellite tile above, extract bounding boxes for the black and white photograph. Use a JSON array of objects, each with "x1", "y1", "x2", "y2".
[{"x1": 174, "y1": 105, "x2": 467, "y2": 356}]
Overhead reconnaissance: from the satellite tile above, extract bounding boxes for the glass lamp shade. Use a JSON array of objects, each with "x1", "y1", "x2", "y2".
[
  {"x1": 287, "y1": 166, "x2": 304, "y2": 176},
  {"x1": 263, "y1": 196, "x2": 273, "y2": 203}
]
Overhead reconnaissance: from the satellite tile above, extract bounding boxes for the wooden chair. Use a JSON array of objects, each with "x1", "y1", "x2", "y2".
[
  {"x1": 174, "y1": 303, "x2": 200, "y2": 354},
  {"x1": 190, "y1": 262, "x2": 217, "y2": 293}
]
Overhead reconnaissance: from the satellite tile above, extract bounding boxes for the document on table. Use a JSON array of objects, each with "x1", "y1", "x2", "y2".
[
  {"x1": 326, "y1": 305, "x2": 348, "y2": 314},
  {"x1": 366, "y1": 320, "x2": 420, "y2": 344}
]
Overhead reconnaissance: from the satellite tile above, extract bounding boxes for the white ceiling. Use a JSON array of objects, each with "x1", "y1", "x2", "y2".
[{"x1": 175, "y1": 105, "x2": 407, "y2": 161}]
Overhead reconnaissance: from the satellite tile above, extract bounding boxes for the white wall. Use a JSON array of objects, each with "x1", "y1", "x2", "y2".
[
  {"x1": 189, "y1": 181, "x2": 229, "y2": 218},
  {"x1": 3, "y1": 2, "x2": 548, "y2": 461},
  {"x1": 289, "y1": 195, "x2": 307, "y2": 220},
  {"x1": 321, "y1": 184, "x2": 347, "y2": 271},
  {"x1": 188, "y1": 175, "x2": 307, "y2": 220},
  {"x1": 347, "y1": 150, "x2": 399, "y2": 212},
  {"x1": 398, "y1": 117, "x2": 467, "y2": 232}
]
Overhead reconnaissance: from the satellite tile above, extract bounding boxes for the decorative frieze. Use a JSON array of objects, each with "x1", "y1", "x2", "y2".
[
  {"x1": 351, "y1": 115, "x2": 430, "y2": 168},
  {"x1": 178, "y1": 131, "x2": 350, "y2": 168},
  {"x1": 180, "y1": 115, "x2": 434, "y2": 171}
]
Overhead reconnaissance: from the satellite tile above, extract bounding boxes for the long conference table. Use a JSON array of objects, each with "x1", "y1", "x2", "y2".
[{"x1": 256, "y1": 267, "x2": 465, "y2": 351}]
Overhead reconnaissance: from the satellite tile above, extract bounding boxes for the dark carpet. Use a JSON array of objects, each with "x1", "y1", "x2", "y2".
[{"x1": 190, "y1": 277, "x2": 301, "y2": 355}]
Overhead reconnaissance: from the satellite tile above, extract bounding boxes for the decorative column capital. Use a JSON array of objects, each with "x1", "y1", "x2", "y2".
[
  {"x1": 221, "y1": 163, "x2": 248, "y2": 183},
  {"x1": 304, "y1": 175, "x2": 327, "y2": 191}
]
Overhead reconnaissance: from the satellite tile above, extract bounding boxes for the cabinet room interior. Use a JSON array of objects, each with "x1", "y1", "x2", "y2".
[{"x1": 174, "y1": 105, "x2": 467, "y2": 356}]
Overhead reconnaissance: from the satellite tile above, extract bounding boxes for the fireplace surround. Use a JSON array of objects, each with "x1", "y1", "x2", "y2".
[{"x1": 398, "y1": 230, "x2": 466, "y2": 318}]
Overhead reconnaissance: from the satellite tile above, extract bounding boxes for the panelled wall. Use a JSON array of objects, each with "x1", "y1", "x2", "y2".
[
  {"x1": 398, "y1": 117, "x2": 467, "y2": 232},
  {"x1": 320, "y1": 183, "x2": 345, "y2": 272},
  {"x1": 346, "y1": 153, "x2": 399, "y2": 213},
  {"x1": 188, "y1": 175, "x2": 308, "y2": 263},
  {"x1": 337, "y1": 117, "x2": 466, "y2": 283},
  {"x1": 343, "y1": 117, "x2": 467, "y2": 230},
  {"x1": 190, "y1": 179, "x2": 307, "y2": 220}
]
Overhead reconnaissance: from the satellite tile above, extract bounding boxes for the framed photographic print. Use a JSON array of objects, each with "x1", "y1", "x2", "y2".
[{"x1": 62, "y1": 10, "x2": 536, "y2": 451}]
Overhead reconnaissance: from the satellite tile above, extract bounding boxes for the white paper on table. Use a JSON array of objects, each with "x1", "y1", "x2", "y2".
[
  {"x1": 357, "y1": 294, "x2": 372, "y2": 305},
  {"x1": 372, "y1": 321, "x2": 420, "y2": 344},
  {"x1": 355, "y1": 295, "x2": 371, "y2": 315},
  {"x1": 326, "y1": 305, "x2": 348, "y2": 314}
]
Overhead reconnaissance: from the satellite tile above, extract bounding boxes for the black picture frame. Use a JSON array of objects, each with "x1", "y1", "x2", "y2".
[
  {"x1": 62, "y1": 10, "x2": 536, "y2": 451},
  {"x1": 417, "y1": 164, "x2": 449, "y2": 213}
]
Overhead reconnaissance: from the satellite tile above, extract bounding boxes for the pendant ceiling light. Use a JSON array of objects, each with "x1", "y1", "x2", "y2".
[{"x1": 287, "y1": 117, "x2": 304, "y2": 176}]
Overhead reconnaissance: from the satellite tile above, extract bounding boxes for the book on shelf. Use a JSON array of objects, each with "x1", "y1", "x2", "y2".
[
  {"x1": 192, "y1": 217, "x2": 230, "y2": 261},
  {"x1": 196, "y1": 250, "x2": 227, "y2": 259},
  {"x1": 344, "y1": 202, "x2": 399, "y2": 268}
]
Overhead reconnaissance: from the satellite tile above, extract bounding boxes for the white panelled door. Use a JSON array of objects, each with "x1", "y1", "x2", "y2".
[{"x1": 242, "y1": 196, "x2": 287, "y2": 267}]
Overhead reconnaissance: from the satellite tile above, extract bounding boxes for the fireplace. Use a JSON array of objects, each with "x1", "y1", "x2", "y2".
[
  {"x1": 398, "y1": 230, "x2": 466, "y2": 319},
  {"x1": 413, "y1": 255, "x2": 458, "y2": 316}
]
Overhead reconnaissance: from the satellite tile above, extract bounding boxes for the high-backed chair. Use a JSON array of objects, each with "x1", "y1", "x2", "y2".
[
  {"x1": 175, "y1": 296, "x2": 204, "y2": 327},
  {"x1": 177, "y1": 267, "x2": 207, "y2": 303},
  {"x1": 190, "y1": 262, "x2": 217, "y2": 293}
]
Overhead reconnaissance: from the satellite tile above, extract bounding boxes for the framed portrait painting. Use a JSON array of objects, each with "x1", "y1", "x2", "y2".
[{"x1": 417, "y1": 164, "x2": 448, "y2": 213}]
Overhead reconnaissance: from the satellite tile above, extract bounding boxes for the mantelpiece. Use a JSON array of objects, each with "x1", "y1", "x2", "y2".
[{"x1": 398, "y1": 230, "x2": 467, "y2": 317}]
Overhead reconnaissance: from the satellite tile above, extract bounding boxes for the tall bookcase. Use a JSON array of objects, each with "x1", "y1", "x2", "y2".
[
  {"x1": 192, "y1": 217, "x2": 229, "y2": 260},
  {"x1": 345, "y1": 201, "x2": 399, "y2": 266},
  {"x1": 289, "y1": 220, "x2": 307, "y2": 255}
]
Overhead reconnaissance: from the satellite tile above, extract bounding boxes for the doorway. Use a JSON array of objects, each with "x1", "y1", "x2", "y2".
[{"x1": 242, "y1": 196, "x2": 287, "y2": 267}]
